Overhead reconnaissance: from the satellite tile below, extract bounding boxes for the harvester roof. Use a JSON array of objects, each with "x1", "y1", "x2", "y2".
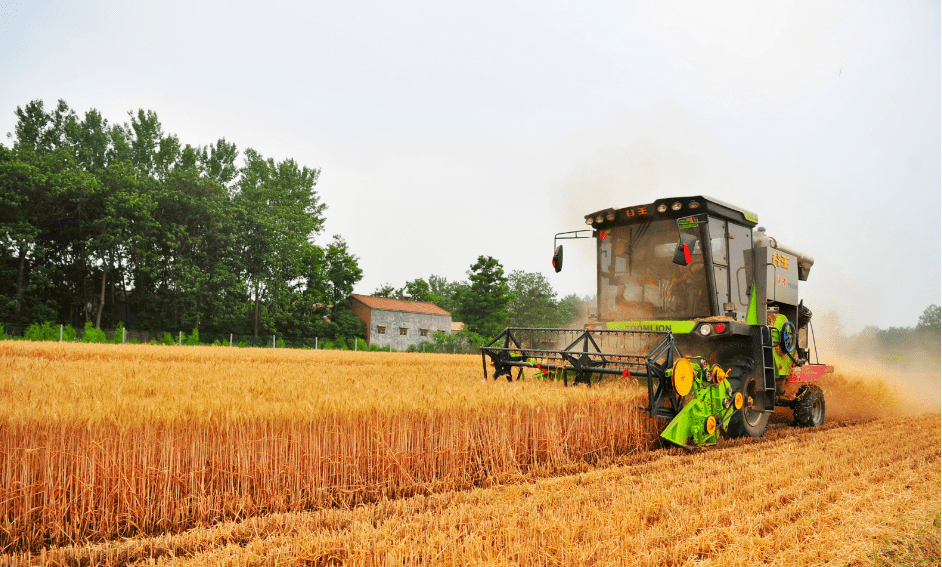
[{"x1": 584, "y1": 196, "x2": 758, "y2": 231}]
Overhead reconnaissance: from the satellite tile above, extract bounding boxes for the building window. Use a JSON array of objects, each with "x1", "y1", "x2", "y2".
[
  {"x1": 399, "y1": 327, "x2": 408, "y2": 336},
  {"x1": 420, "y1": 328, "x2": 428, "y2": 337},
  {"x1": 376, "y1": 325, "x2": 386, "y2": 335},
  {"x1": 438, "y1": 329, "x2": 446, "y2": 334}
]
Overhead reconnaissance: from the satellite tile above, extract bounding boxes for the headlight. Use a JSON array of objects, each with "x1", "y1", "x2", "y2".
[
  {"x1": 699, "y1": 325, "x2": 711, "y2": 336},
  {"x1": 585, "y1": 217, "x2": 593, "y2": 225},
  {"x1": 595, "y1": 215, "x2": 604, "y2": 223},
  {"x1": 657, "y1": 204, "x2": 668, "y2": 213},
  {"x1": 606, "y1": 212, "x2": 616, "y2": 221},
  {"x1": 671, "y1": 201, "x2": 683, "y2": 211},
  {"x1": 688, "y1": 201, "x2": 700, "y2": 209}
]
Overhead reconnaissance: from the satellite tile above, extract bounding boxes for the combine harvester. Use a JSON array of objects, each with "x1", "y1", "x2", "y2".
[{"x1": 480, "y1": 196, "x2": 833, "y2": 448}]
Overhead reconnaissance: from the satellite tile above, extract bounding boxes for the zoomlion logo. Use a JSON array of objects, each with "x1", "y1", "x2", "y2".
[
  {"x1": 606, "y1": 321, "x2": 697, "y2": 333},
  {"x1": 623, "y1": 324, "x2": 674, "y2": 331}
]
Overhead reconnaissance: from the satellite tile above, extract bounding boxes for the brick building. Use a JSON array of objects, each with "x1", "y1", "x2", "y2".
[{"x1": 349, "y1": 294, "x2": 452, "y2": 350}]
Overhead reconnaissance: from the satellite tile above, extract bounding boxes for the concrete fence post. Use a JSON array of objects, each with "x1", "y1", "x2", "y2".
[
  {"x1": 122, "y1": 327, "x2": 126, "y2": 344},
  {"x1": 59, "y1": 324, "x2": 63, "y2": 342},
  {"x1": 230, "y1": 333, "x2": 233, "y2": 347},
  {"x1": 315, "y1": 337, "x2": 318, "y2": 349},
  {"x1": 178, "y1": 331, "x2": 182, "y2": 345},
  {"x1": 272, "y1": 335, "x2": 276, "y2": 348}
]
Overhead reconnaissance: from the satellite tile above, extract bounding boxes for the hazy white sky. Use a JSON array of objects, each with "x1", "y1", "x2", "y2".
[{"x1": 0, "y1": 0, "x2": 938, "y2": 333}]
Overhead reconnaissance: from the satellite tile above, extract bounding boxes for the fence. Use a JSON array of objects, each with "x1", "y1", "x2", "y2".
[{"x1": 0, "y1": 323, "x2": 481, "y2": 353}]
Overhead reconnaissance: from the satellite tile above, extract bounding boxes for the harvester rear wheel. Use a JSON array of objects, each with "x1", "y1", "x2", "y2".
[
  {"x1": 725, "y1": 356, "x2": 770, "y2": 439},
  {"x1": 793, "y1": 384, "x2": 825, "y2": 427}
]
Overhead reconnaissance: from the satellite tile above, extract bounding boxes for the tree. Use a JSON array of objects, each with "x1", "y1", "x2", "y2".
[
  {"x1": 323, "y1": 236, "x2": 363, "y2": 307},
  {"x1": 556, "y1": 293, "x2": 584, "y2": 327},
  {"x1": 428, "y1": 274, "x2": 465, "y2": 314},
  {"x1": 400, "y1": 278, "x2": 433, "y2": 302},
  {"x1": 372, "y1": 283, "x2": 396, "y2": 298},
  {"x1": 234, "y1": 149, "x2": 325, "y2": 337},
  {"x1": 916, "y1": 304, "x2": 940, "y2": 333},
  {"x1": 455, "y1": 255, "x2": 511, "y2": 338},
  {"x1": 507, "y1": 270, "x2": 558, "y2": 329}
]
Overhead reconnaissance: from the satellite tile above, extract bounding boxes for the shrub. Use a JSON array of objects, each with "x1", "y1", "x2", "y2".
[
  {"x1": 82, "y1": 322, "x2": 107, "y2": 344},
  {"x1": 335, "y1": 337, "x2": 348, "y2": 350},
  {"x1": 0, "y1": 323, "x2": 7, "y2": 341},
  {"x1": 112, "y1": 322, "x2": 125, "y2": 344},
  {"x1": 25, "y1": 322, "x2": 58, "y2": 342},
  {"x1": 161, "y1": 332, "x2": 176, "y2": 346},
  {"x1": 183, "y1": 329, "x2": 200, "y2": 346},
  {"x1": 212, "y1": 340, "x2": 223, "y2": 347},
  {"x1": 276, "y1": 338, "x2": 287, "y2": 348},
  {"x1": 62, "y1": 324, "x2": 76, "y2": 342}
]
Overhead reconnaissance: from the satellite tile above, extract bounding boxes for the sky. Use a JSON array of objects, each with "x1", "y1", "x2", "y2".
[{"x1": 0, "y1": 0, "x2": 938, "y2": 334}]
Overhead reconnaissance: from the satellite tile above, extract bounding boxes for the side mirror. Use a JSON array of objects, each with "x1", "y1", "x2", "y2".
[
  {"x1": 552, "y1": 244, "x2": 563, "y2": 273},
  {"x1": 672, "y1": 234, "x2": 698, "y2": 266}
]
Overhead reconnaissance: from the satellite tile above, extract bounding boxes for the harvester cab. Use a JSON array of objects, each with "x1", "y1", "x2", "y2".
[{"x1": 480, "y1": 195, "x2": 833, "y2": 448}]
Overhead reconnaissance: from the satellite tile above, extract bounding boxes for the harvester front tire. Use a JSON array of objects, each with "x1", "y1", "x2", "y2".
[
  {"x1": 793, "y1": 384, "x2": 825, "y2": 427},
  {"x1": 725, "y1": 356, "x2": 770, "y2": 439}
]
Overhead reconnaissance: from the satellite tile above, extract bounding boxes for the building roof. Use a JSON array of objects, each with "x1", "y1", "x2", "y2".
[
  {"x1": 350, "y1": 294, "x2": 451, "y2": 316},
  {"x1": 451, "y1": 321, "x2": 465, "y2": 332}
]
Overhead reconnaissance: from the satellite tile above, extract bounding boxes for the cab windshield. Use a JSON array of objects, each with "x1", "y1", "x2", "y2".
[{"x1": 597, "y1": 220, "x2": 710, "y2": 321}]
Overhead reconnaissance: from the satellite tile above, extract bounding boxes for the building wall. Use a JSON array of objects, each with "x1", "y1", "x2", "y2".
[
  {"x1": 368, "y1": 309, "x2": 451, "y2": 351},
  {"x1": 349, "y1": 298, "x2": 372, "y2": 340}
]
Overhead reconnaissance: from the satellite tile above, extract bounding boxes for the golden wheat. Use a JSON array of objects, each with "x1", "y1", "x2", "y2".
[
  {"x1": 8, "y1": 414, "x2": 938, "y2": 567},
  {"x1": 0, "y1": 342, "x2": 658, "y2": 553}
]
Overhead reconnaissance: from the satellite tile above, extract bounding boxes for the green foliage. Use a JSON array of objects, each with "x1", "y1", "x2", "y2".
[
  {"x1": 556, "y1": 294, "x2": 584, "y2": 327},
  {"x1": 455, "y1": 256, "x2": 511, "y2": 338},
  {"x1": 82, "y1": 322, "x2": 107, "y2": 343},
  {"x1": 372, "y1": 283, "x2": 396, "y2": 298},
  {"x1": 161, "y1": 332, "x2": 176, "y2": 346},
  {"x1": 25, "y1": 321, "x2": 59, "y2": 341},
  {"x1": 1, "y1": 98, "x2": 363, "y2": 344},
  {"x1": 183, "y1": 328, "x2": 199, "y2": 346},
  {"x1": 507, "y1": 270, "x2": 558, "y2": 329},
  {"x1": 917, "y1": 304, "x2": 941, "y2": 334},
  {"x1": 400, "y1": 279, "x2": 433, "y2": 302},
  {"x1": 0, "y1": 323, "x2": 8, "y2": 340},
  {"x1": 431, "y1": 329, "x2": 485, "y2": 354},
  {"x1": 112, "y1": 322, "x2": 125, "y2": 344},
  {"x1": 62, "y1": 324, "x2": 76, "y2": 341},
  {"x1": 334, "y1": 336, "x2": 348, "y2": 350},
  {"x1": 212, "y1": 339, "x2": 223, "y2": 346},
  {"x1": 427, "y1": 274, "x2": 466, "y2": 314},
  {"x1": 276, "y1": 338, "x2": 286, "y2": 348},
  {"x1": 407, "y1": 340, "x2": 436, "y2": 353}
]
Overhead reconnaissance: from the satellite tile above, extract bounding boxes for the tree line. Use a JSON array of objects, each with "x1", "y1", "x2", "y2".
[
  {"x1": 373, "y1": 255, "x2": 586, "y2": 345},
  {"x1": 0, "y1": 99, "x2": 364, "y2": 340}
]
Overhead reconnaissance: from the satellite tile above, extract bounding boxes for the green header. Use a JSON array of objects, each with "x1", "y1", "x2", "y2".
[
  {"x1": 744, "y1": 213, "x2": 758, "y2": 223},
  {"x1": 605, "y1": 320, "x2": 697, "y2": 333}
]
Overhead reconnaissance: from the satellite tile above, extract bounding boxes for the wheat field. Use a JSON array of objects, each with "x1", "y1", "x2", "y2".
[
  {"x1": 1, "y1": 341, "x2": 938, "y2": 566},
  {"x1": 10, "y1": 415, "x2": 940, "y2": 567},
  {"x1": 0, "y1": 341, "x2": 658, "y2": 555}
]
